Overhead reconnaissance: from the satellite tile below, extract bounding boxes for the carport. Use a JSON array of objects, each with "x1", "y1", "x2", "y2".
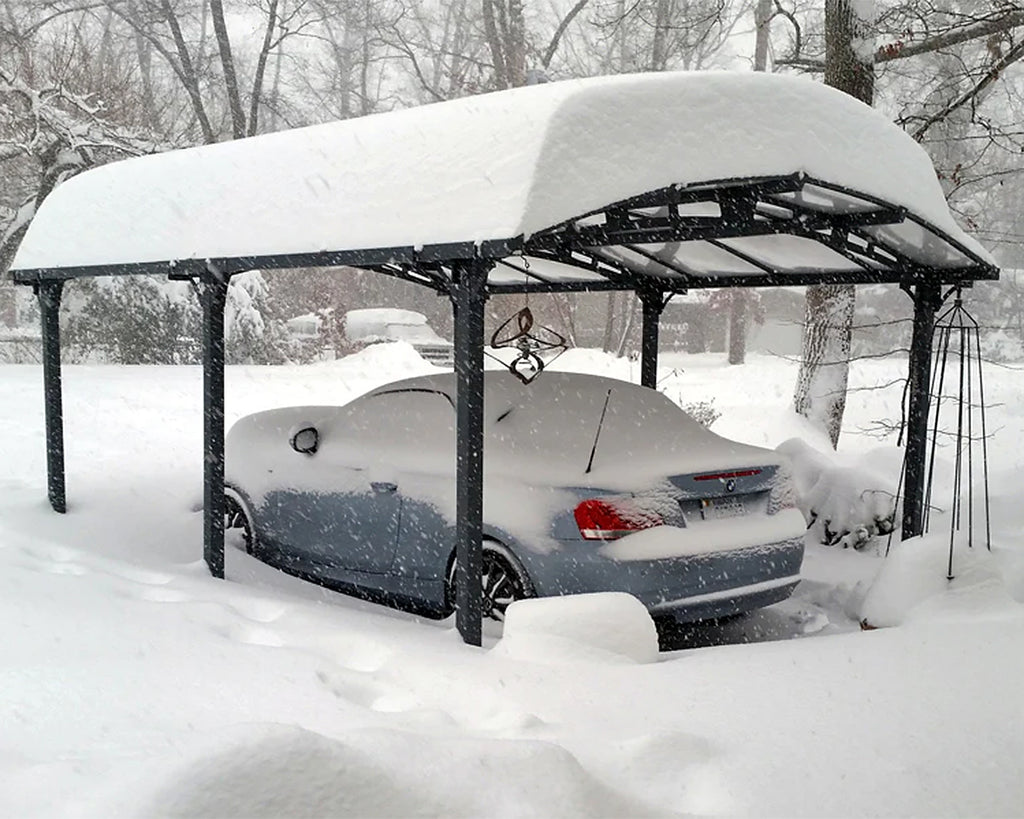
[{"x1": 9, "y1": 71, "x2": 996, "y2": 645}]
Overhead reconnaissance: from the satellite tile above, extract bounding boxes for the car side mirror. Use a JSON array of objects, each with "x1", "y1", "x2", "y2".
[{"x1": 290, "y1": 426, "x2": 319, "y2": 455}]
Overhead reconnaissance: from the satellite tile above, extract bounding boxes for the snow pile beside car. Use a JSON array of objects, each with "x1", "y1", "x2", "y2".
[
  {"x1": 493, "y1": 593, "x2": 659, "y2": 664},
  {"x1": 777, "y1": 437, "x2": 896, "y2": 549}
]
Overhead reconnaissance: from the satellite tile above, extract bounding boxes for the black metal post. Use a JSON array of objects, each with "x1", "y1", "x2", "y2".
[
  {"x1": 453, "y1": 259, "x2": 489, "y2": 646},
  {"x1": 902, "y1": 282, "x2": 942, "y2": 540},
  {"x1": 639, "y1": 288, "x2": 665, "y2": 389},
  {"x1": 202, "y1": 267, "x2": 230, "y2": 578},
  {"x1": 37, "y1": 280, "x2": 66, "y2": 513}
]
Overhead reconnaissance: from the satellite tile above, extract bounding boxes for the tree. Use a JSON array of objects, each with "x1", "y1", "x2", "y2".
[
  {"x1": 0, "y1": 68, "x2": 162, "y2": 274},
  {"x1": 791, "y1": 0, "x2": 872, "y2": 446},
  {"x1": 786, "y1": 1, "x2": 1024, "y2": 447}
]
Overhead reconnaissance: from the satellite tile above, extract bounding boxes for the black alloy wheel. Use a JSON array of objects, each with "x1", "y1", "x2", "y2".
[
  {"x1": 447, "y1": 542, "x2": 533, "y2": 621},
  {"x1": 224, "y1": 493, "x2": 254, "y2": 555}
]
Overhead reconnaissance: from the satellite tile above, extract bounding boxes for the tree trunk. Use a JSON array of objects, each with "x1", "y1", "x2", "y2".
[
  {"x1": 793, "y1": 0, "x2": 874, "y2": 447},
  {"x1": 602, "y1": 291, "x2": 616, "y2": 351},
  {"x1": 727, "y1": 292, "x2": 747, "y2": 364},
  {"x1": 210, "y1": 0, "x2": 248, "y2": 139},
  {"x1": 247, "y1": 0, "x2": 280, "y2": 136},
  {"x1": 729, "y1": 0, "x2": 774, "y2": 366},
  {"x1": 482, "y1": 0, "x2": 508, "y2": 88},
  {"x1": 793, "y1": 283, "x2": 856, "y2": 446}
]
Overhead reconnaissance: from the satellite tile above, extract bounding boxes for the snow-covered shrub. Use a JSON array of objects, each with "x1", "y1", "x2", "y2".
[
  {"x1": 776, "y1": 438, "x2": 896, "y2": 549},
  {"x1": 62, "y1": 272, "x2": 300, "y2": 365},
  {"x1": 980, "y1": 329, "x2": 1024, "y2": 363},
  {"x1": 63, "y1": 276, "x2": 201, "y2": 364},
  {"x1": 225, "y1": 271, "x2": 298, "y2": 365},
  {"x1": 681, "y1": 400, "x2": 720, "y2": 428}
]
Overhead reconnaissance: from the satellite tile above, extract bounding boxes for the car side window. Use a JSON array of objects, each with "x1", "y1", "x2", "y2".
[{"x1": 343, "y1": 389, "x2": 455, "y2": 461}]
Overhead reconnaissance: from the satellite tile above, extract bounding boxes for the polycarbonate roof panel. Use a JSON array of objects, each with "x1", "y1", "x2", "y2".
[
  {"x1": 488, "y1": 256, "x2": 607, "y2": 285},
  {"x1": 773, "y1": 183, "x2": 880, "y2": 214},
  {"x1": 592, "y1": 246, "x2": 692, "y2": 280},
  {"x1": 863, "y1": 220, "x2": 973, "y2": 269},
  {"x1": 718, "y1": 235, "x2": 862, "y2": 272},
  {"x1": 652, "y1": 241, "x2": 762, "y2": 275}
]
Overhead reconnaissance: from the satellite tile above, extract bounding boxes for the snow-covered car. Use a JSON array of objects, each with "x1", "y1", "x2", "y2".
[
  {"x1": 344, "y1": 308, "x2": 453, "y2": 366},
  {"x1": 224, "y1": 372, "x2": 806, "y2": 623}
]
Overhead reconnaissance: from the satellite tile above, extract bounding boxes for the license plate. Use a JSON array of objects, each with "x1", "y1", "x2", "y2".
[{"x1": 701, "y1": 497, "x2": 745, "y2": 520}]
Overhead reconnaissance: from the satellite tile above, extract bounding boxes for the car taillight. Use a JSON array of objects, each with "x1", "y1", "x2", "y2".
[{"x1": 574, "y1": 498, "x2": 662, "y2": 541}]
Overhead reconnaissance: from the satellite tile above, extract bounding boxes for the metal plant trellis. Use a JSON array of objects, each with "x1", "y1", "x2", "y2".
[{"x1": 892, "y1": 288, "x2": 992, "y2": 579}]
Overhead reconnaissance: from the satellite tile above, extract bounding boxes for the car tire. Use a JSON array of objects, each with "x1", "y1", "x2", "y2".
[
  {"x1": 446, "y1": 539, "x2": 534, "y2": 621},
  {"x1": 224, "y1": 489, "x2": 256, "y2": 556}
]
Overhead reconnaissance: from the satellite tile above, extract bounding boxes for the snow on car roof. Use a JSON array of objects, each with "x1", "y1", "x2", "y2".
[
  {"x1": 11, "y1": 71, "x2": 989, "y2": 277},
  {"x1": 366, "y1": 370, "x2": 775, "y2": 483}
]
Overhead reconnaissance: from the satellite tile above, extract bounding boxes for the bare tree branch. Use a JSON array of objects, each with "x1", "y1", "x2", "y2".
[
  {"x1": 541, "y1": 0, "x2": 588, "y2": 69},
  {"x1": 912, "y1": 36, "x2": 1024, "y2": 141},
  {"x1": 877, "y1": 10, "x2": 1024, "y2": 63}
]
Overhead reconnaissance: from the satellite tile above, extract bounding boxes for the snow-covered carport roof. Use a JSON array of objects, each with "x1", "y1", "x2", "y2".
[{"x1": 9, "y1": 71, "x2": 996, "y2": 291}]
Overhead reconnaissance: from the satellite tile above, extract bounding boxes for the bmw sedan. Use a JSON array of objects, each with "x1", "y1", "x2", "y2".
[{"x1": 224, "y1": 371, "x2": 805, "y2": 623}]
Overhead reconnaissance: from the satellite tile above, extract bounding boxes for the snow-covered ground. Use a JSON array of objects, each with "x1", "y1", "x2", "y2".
[{"x1": 2, "y1": 344, "x2": 1022, "y2": 816}]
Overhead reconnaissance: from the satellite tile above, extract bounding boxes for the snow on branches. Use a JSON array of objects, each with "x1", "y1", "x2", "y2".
[{"x1": 0, "y1": 68, "x2": 167, "y2": 272}]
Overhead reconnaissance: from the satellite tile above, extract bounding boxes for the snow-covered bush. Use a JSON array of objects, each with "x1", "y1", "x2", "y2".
[
  {"x1": 225, "y1": 272, "x2": 298, "y2": 365},
  {"x1": 681, "y1": 400, "x2": 720, "y2": 428},
  {"x1": 62, "y1": 272, "x2": 300, "y2": 364},
  {"x1": 63, "y1": 277, "x2": 200, "y2": 364},
  {"x1": 776, "y1": 438, "x2": 896, "y2": 549}
]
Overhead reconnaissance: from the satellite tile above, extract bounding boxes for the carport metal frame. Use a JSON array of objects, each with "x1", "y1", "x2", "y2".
[{"x1": 13, "y1": 172, "x2": 997, "y2": 646}]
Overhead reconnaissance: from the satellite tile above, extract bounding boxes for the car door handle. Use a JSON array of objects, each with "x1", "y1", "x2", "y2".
[{"x1": 371, "y1": 481, "x2": 398, "y2": 493}]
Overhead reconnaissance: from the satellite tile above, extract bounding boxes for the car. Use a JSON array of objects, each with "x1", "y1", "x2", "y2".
[
  {"x1": 344, "y1": 308, "x2": 453, "y2": 367},
  {"x1": 224, "y1": 371, "x2": 805, "y2": 624}
]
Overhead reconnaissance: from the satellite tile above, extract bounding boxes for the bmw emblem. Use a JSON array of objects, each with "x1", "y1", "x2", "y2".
[{"x1": 725, "y1": 479, "x2": 737, "y2": 493}]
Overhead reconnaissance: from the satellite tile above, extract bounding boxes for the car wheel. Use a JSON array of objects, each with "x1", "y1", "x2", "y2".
[
  {"x1": 224, "y1": 491, "x2": 255, "y2": 556},
  {"x1": 446, "y1": 540, "x2": 534, "y2": 621}
]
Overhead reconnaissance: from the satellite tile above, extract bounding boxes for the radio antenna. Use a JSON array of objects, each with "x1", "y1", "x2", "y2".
[{"x1": 585, "y1": 389, "x2": 613, "y2": 475}]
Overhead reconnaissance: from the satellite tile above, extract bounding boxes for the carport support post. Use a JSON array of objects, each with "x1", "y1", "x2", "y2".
[
  {"x1": 202, "y1": 267, "x2": 230, "y2": 579},
  {"x1": 639, "y1": 287, "x2": 665, "y2": 389},
  {"x1": 902, "y1": 282, "x2": 942, "y2": 540},
  {"x1": 452, "y1": 259, "x2": 489, "y2": 646},
  {"x1": 37, "y1": 280, "x2": 66, "y2": 513}
]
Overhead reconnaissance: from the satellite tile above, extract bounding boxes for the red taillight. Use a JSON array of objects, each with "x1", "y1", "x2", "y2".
[{"x1": 574, "y1": 498, "x2": 662, "y2": 541}]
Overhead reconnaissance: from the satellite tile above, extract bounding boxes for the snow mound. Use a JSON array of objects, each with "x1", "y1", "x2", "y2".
[
  {"x1": 324, "y1": 339, "x2": 440, "y2": 375},
  {"x1": 777, "y1": 437, "x2": 895, "y2": 549},
  {"x1": 107, "y1": 723, "x2": 656, "y2": 818},
  {"x1": 494, "y1": 592, "x2": 659, "y2": 664},
  {"x1": 860, "y1": 534, "x2": 1022, "y2": 628}
]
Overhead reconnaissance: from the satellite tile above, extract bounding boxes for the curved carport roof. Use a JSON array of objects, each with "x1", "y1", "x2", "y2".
[
  {"x1": 10, "y1": 71, "x2": 994, "y2": 289},
  {"x1": 8, "y1": 71, "x2": 997, "y2": 646}
]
